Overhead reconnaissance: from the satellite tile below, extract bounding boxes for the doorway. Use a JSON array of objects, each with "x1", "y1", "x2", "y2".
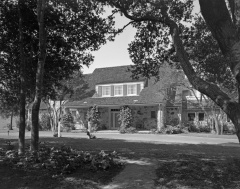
[{"x1": 110, "y1": 109, "x2": 120, "y2": 129}]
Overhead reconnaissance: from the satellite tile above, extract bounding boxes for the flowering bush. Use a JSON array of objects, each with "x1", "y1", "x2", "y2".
[
  {"x1": 118, "y1": 106, "x2": 133, "y2": 133},
  {"x1": 86, "y1": 105, "x2": 100, "y2": 124}
]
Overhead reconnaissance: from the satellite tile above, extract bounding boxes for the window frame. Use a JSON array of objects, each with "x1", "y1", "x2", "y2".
[
  {"x1": 188, "y1": 113, "x2": 195, "y2": 121},
  {"x1": 102, "y1": 85, "x2": 111, "y2": 97},
  {"x1": 198, "y1": 113, "x2": 205, "y2": 121},
  {"x1": 127, "y1": 84, "x2": 137, "y2": 96},
  {"x1": 114, "y1": 85, "x2": 123, "y2": 96}
]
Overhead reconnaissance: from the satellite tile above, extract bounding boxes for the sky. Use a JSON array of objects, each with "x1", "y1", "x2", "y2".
[{"x1": 82, "y1": 1, "x2": 200, "y2": 74}]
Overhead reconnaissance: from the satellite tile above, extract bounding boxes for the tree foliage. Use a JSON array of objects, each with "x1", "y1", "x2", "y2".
[
  {"x1": 99, "y1": 0, "x2": 240, "y2": 141},
  {"x1": 0, "y1": 0, "x2": 115, "y2": 105},
  {"x1": 86, "y1": 105, "x2": 100, "y2": 124}
]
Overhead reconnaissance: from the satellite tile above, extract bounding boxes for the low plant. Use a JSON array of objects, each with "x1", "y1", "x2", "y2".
[
  {"x1": 0, "y1": 143, "x2": 123, "y2": 176},
  {"x1": 198, "y1": 123, "x2": 211, "y2": 133},
  {"x1": 119, "y1": 126, "x2": 138, "y2": 134},
  {"x1": 223, "y1": 122, "x2": 236, "y2": 134},
  {"x1": 185, "y1": 122, "x2": 200, "y2": 133},
  {"x1": 159, "y1": 125, "x2": 188, "y2": 134}
]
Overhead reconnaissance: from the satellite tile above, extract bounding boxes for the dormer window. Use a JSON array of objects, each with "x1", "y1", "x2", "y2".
[
  {"x1": 114, "y1": 85, "x2": 123, "y2": 96},
  {"x1": 102, "y1": 86, "x2": 111, "y2": 97},
  {"x1": 127, "y1": 84, "x2": 137, "y2": 95}
]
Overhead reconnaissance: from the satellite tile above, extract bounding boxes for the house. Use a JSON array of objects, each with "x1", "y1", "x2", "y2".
[
  {"x1": 64, "y1": 66, "x2": 166, "y2": 130},
  {"x1": 63, "y1": 65, "x2": 222, "y2": 130}
]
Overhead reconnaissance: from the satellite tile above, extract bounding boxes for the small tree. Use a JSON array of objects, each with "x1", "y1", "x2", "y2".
[
  {"x1": 61, "y1": 112, "x2": 74, "y2": 132},
  {"x1": 86, "y1": 105, "x2": 100, "y2": 132},
  {"x1": 118, "y1": 106, "x2": 133, "y2": 133},
  {"x1": 39, "y1": 113, "x2": 51, "y2": 131}
]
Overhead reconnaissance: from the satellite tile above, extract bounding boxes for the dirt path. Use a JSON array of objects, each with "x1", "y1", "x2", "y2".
[{"x1": 102, "y1": 158, "x2": 158, "y2": 189}]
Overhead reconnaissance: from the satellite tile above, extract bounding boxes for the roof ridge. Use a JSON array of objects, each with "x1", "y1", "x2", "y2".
[{"x1": 94, "y1": 65, "x2": 131, "y2": 70}]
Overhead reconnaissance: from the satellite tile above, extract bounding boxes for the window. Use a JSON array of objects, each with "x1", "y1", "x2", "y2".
[
  {"x1": 198, "y1": 113, "x2": 204, "y2": 121},
  {"x1": 102, "y1": 86, "x2": 111, "y2": 96},
  {"x1": 151, "y1": 111, "x2": 156, "y2": 119},
  {"x1": 114, "y1": 85, "x2": 123, "y2": 96},
  {"x1": 188, "y1": 113, "x2": 195, "y2": 121},
  {"x1": 127, "y1": 84, "x2": 137, "y2": 95}
]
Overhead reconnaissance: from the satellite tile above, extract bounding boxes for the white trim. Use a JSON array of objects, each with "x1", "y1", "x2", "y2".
[{"x1": 96, "y1": 81, "x2": 144, "y2": 87}]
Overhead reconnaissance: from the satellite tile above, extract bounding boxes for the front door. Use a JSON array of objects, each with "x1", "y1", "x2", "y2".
[{"x1": 110, "y1": 109, "x2": 120, "y2": 129}]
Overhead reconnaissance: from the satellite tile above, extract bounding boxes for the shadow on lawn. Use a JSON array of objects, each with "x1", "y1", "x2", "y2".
[{"x1": 1, "y1": 137, "x2": 240, "y2": 188}]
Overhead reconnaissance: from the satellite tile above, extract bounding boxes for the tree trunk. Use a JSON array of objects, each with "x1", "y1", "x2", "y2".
[
  {"x1": 212, "y1": 110, "x2": 220, "y2": 135},
  {"x1": 9, "y1": 110, "x2": 13, "y2": 130},
  {"x1": 31, "y1": 0, "x2": 47, "y2": 152},
  {"x1": 199, "y1": 0, "x2": 240, "y2": 141},
  {"x1": 18, "y1": 0, "x2": 26, "y2": 155}
]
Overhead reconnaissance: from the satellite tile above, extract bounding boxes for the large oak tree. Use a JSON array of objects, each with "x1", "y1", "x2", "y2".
[
  {"x1": 0, "y1": 0, "x2": 114, "y2": 152},
  {"x1": 100, "y1": 0, "x2": 240, "y2": 142}
]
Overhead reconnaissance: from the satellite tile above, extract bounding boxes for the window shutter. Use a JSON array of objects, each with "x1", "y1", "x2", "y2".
[
  {"x1": 123, "y1": 85, "x2": 127, "y2": 96},
  {"x1": 98, "y1": 86, "x2": 102, "y2": 97},
  {"x1": 111, "y1": 85, "x2": 114, "y2": 96},
  {"x1": 137, "y1": 84, "x2": 141, "y2": 95}
]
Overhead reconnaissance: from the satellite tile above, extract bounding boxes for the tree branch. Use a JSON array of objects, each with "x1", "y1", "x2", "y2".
[
  {"x1": 199, "y1": 0, "x2": 238, "y2": 55},
  {"x1": 111, "y1": 1, "x2": 164, "y2": 23}
]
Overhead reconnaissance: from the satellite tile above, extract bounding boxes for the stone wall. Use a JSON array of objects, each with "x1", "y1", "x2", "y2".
[
  {"x1": 65, "y1": 106, "x2": 159, "y2": 130},
  {"x1": 131, "y1": 106, "x2": 158, "y2": 130}
]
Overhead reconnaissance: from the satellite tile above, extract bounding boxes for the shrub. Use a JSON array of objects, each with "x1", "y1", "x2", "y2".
[
  {"x1": 39, "y1": 113, "x2": 51, "y2": 131},
  {"x1": 86, "y1": 105, "x2": 100, "y2": 124},
  {"x1": 119, "y1": 126, "x2": 138, "y2": 134},
  {"x1": 61, "y1": 113, "x2": 74, "y2": 132},
  {"x1": 86, "y1": 105, "x2": 100, "y2": 131},
  {"x1": 169, "y1": 118, "x2": 180, "y2": 126},
  {"x1": 185, "y1": 122, "x2": 200, "y2": 133},
  {"x1": 223, "y1": 122, "x2": 236, "y2": 134},
  {"x1": 97, "y1": 124, "x2": 107, "y2": 131},
  {"x1": 198, "y1": 123, "x2": 211, "y2": 133},
  {"x1": 118, "y1": 106, "x2": 133, "y2": 133},
  {"x1": 159, "y1": 125, "x2": 188, "y2": 134}
]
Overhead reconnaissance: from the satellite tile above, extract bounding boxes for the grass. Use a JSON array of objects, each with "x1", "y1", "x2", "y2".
[{"x1": 0, "y1": 134, "x2": 240, "y2": 188}]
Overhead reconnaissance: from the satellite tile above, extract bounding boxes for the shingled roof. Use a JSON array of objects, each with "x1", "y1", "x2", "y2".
[
  {"x1": 65, "y1": 65, "x2": 165, "y2": 107},
  {"x1": 88, "y1": 65, "x2": 145, "y2": 86}
]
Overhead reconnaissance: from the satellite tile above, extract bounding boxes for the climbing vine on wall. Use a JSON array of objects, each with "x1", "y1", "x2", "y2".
[{"x1": 118, "y1": 106, "x2": 133, "y2": 130}]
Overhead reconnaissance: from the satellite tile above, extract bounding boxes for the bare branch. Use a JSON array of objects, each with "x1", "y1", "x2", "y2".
[{"x1": 109, "y1": 21, "x2": 135, "y2": 37}]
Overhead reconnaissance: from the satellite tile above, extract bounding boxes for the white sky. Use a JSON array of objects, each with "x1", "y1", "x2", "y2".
[{"x1": 83, "y1": 1, "x2": 200, "y2": 74}]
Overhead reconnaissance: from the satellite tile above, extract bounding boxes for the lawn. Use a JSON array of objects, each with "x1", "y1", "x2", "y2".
[{"x1": 1, "y1": 133, "x2": 240, "y2": 188}]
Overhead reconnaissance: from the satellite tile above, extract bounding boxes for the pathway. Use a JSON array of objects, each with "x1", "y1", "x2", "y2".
[{"x1": 102, "y1": 158, "x2": 158, "y2": 189}]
